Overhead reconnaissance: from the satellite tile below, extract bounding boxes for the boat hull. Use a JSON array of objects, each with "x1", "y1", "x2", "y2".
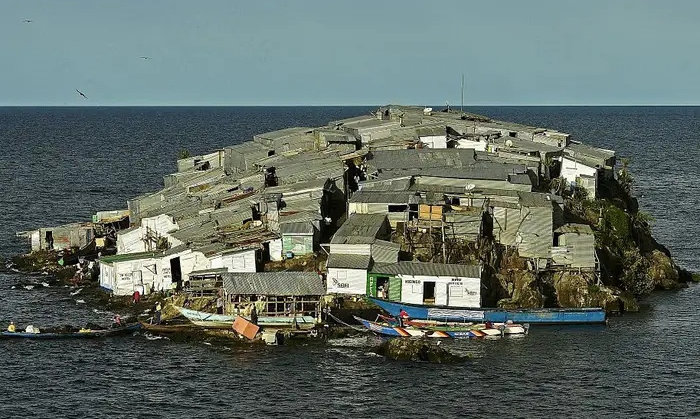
[
  {"x1": 368, "y1": 298, "x2": 606, "y2": 324},
  {"x1": 353, "y1": 316, "x2": 521, "y2": 338},
  {"x1": 176, "y1": 307, "x2": 317, "y2": 329},
  {"x1": 0, "y1": 323, "x2": 141, "y2": 339}
]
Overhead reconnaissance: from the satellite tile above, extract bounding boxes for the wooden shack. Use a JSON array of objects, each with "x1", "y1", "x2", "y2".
[{"x1": 221, "y1": 271, "x2": 324, "y2": 317}]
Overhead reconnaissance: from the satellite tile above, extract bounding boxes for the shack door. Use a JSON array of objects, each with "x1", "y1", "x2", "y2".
[
  {"x1": 423, "y1": 281, "x2": 436, "y2": 304},
  {"x1": 170, "y1": 257, "x2": 182, "y2": 290},
  {"x1": 388, "y1": 276, "x2": 402, "y2": 301}
]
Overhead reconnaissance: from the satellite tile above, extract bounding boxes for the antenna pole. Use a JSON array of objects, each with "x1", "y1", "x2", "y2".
[{"x1": 460, "y1": 73, "x2": 464, "y2": 113}]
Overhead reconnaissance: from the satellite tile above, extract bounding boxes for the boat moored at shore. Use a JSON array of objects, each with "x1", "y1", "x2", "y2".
[{"x1": 368, "y1": 297, "x2": 606, "y2": 324}]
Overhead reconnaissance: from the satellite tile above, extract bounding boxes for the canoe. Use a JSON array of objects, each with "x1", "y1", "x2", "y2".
[
  {"x1": 368, "y1": 297, "x2": 606, "y2": 324},
  {"x1": 140, "y1": 322, "x2": 204, "y2": 333},
  {"x1": 0, "y1": 323, "x2": 141, "y2": 339},
  {"x1": 353, "y1": 316, "x2": 524, "y2": 338},
  {"x1": 176, "y1": 307, "x2": 317, "y2": 329},
  {"x1": 405, "y1": 319, "x2": 527, "y2": 335}
]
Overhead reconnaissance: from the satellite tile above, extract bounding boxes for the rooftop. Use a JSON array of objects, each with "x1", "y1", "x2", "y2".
[
  {"x1": 222, "y1": 271, "x2": 324, "y2": 296},
  {"x1": 326, "y1": 253, "x2": 372, "y2": 270},
  {"x1": 370, "y1": 261, "x2": 481, "y2": 278},
  {"x1": 330, "y1": 213, "x2": 388, "y2": 244}
]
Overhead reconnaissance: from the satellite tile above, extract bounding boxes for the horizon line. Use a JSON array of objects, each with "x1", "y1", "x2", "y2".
[{"x1": 2, "y1": 103, "x2": 700, "y2": 107}]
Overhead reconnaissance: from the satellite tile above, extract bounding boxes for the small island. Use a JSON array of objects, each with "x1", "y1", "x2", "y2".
[{"x1": 11, "y1": 105, "x2": 696, "y2": 332}]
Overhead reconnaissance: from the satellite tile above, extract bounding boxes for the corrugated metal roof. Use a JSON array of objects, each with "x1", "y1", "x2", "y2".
[
  {"x1": 189, "y1": 267, "x2": 229, "y2": 276},
  {"x1": 331, "y1": 213, "x2": 389, "y2": 244},
  {"x1": 371, "y1": 261, "x2": 481, "y2": 278},
  {"x1": 280, "y1": 221, "x2": 315, "y2": 235},
  {"x1": 327, "y1": 253, "x2": 372, "y2": 269},
  {"x1": 564, "y1": 142, "x2": 615, "y2": 167},
  {"x1": 518, "y1": 192, "x2": 557, "y2": 208},
  {"x1": 222, "y1": 272, "x2": 324, "y2": 296},
  {"x1": 349, "y1": 190, "x2": 419, "y2": 204},
  {"x1": 371, "y1": 240, "x2": 400, "y2": 264},
  {"x1": 367, "y1": 149, "x2": 476, "y2": 171}
]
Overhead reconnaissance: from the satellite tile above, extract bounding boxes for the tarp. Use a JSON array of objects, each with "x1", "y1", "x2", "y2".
[{"x1": 233, "y1": 316, "x2": 259, "y2": 340}]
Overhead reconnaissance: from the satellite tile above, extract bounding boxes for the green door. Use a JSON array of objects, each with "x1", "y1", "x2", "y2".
[
  {"x1": 388, "y1": 276, "x2": 402, "y2": 301},
  {"x1": 367, "y1": 275, "x2": 377, "y2": 297}
]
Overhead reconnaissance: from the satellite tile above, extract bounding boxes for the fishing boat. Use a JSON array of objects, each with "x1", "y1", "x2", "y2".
[
  {"x1": 354, "y1": 316, "x2": 525, "y2": 338},
  {"x1": 404, "y1": 319, "x2": 527, "y2": 335},
  {"x1": 0, "y1": 323, "x2": 140, "y2": 339},
  {"x1": 176, "y1": 307, "x2": 317, "y2": 329},
  {"x1": 368, "y1": 297, "x2": 606, "y2": 324}
]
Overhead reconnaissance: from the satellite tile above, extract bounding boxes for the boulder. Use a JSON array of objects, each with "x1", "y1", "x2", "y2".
[
  {"x1": 647, "y1": 250, "x2": 682, "y2": 290},
  {"x1": 553, "y1": 271, "x2": 630, "y2": 313},
  {"x1": 497, "y1": 270, "x2": 544, "y2": 309},
  {"x1": 374, "y1": 338, "x2": 465, "y2": 363}
]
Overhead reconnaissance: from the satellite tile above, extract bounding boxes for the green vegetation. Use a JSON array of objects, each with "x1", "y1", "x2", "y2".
[{"x1": 177, "y1": 148, "x2": 191, "y2": 159}]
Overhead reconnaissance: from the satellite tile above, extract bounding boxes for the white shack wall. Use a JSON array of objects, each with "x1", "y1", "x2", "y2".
[
  {"x1": 117, "y1": 228, "x2": 146, "y2": 254},
  {"x1": 101, "y1": 258, "x2": 159, "y2": 296},
  {"x1": 269, "y1": 238, "x2": 283, "y2": 261},
  {"x1": 420, "y1": 135, "x2": 447, "y2": 149},
  {"x1": 561, "y1": 157, "x2": 597, "y2": 185},
  {"x1": 328, "y1": 244, "x2": 372, "y2": 255},
  {"x1": 327, "y1": 267, "x2": 367, "y2": 294},
  {"x1": 454, "y1": 139, "x2": 487, "y2": 151},
  {"x1": 209, "y1": 249, "x2": 257, "y2": 273},
  {"x1": 400, "y1": 274, "x2": 481, "y2": 307},
  {"x1": 159, "y1": 250, "x2": 210, "y2": 289}
]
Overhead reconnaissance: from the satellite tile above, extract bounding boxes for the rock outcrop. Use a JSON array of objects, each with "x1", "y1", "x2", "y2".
[{"x1": 374, "y1": 338, "x2": 465, "y2": 363}]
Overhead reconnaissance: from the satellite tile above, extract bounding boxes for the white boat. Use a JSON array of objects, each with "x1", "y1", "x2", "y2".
[{"x1": 176, "y1": 307, "x2": 317, "y2": 329}]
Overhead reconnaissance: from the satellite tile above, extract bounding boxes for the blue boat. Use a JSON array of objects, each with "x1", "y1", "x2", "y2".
[
  {"x1": 368, "y1": 298, "x2": 606, "y2": 324},
  {"x1": 1, "y1": 323, "x2": 141, "y2": 339},
  {"x1": 354, "y1": 316, "x2": 525, "y2": 338}
]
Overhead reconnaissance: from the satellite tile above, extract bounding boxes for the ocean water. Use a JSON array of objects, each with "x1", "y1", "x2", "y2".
[{"x1": 0, "y1": 106, "x2": 698, "y2": 418}]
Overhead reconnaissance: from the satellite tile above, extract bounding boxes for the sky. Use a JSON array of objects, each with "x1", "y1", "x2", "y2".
[{"x1": 2, "y1": 0, "x2": 700, "y2": 106}]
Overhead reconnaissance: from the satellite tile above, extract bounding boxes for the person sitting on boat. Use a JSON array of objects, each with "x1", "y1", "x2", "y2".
[
  {"x1": 7, "y1": 321, "x2": 16, "y2": 333},
  {"x1": 112, "y1": 315, "x2": 122, "y2": 328}
]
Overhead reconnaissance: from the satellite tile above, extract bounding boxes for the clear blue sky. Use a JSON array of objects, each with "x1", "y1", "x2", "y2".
[{"x1": 2, "y1": 0, "x2": 699, "y2": 106}]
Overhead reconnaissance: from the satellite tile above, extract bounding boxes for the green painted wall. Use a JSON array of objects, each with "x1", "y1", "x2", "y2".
[
  {"x1": 282, "y1": 235, "x2": 313, "y2": 255},
  {"x1": 367, "y1": 273, "x2": 401, "y2": 301}
]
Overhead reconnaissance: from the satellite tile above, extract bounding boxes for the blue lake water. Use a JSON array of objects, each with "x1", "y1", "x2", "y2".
[{"x1": 0, "y1": 106, "x2": 698, "y2": 418}]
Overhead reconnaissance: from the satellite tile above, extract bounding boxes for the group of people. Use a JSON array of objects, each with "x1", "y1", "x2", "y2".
[{"x1": 6, "y1": 322, "x2": 40, "y2": 334}]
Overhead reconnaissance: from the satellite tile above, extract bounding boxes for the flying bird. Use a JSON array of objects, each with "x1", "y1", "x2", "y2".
[
  {"x1": 76, "y1": 89, "x2": 88, "y2": 99},
  {"x1": 23, "y1": 19, "x2": 32, "y2": 23},
  {"x1": 139, "y1": 56, "x2": 150, "y2": 60}
]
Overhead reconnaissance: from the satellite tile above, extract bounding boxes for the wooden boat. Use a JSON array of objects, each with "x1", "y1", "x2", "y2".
[
  {"x1": 404, "y1": 319, "x2": 527, "y2": 335},
  {"x1": 368, "y1": 297, "x2": 606, "y2": 324},
  {"x1": 353, "y1": 316, "x2": 526, "y2": 339},
  {"x1": 176, "y1": 307, "x2": 317, "y2": 329},
  {"x1": 0, "y1": 323, "x2": 140, "y2": 339},
  {"x1": 139, "y1": 322, "x2": 204, "y2": 333}
]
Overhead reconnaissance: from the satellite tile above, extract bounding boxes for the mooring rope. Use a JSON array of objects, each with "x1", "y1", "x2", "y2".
[{"x1": 326, "y1": 312, "x2": 368, "y2": 333}]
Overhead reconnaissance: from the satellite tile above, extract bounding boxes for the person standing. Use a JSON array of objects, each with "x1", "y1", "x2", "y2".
[
  {"x1": 250, "y1": 305, "x2": 258, "y2": 325},
  {"x1": 7, "y1": 322, "x2": 16, "y2": 333},
  {"x1": 216, "y1": 296, "x2": 224, "y2": 315},
  {"x1": 154, "y1": 302, "x2": 162, "y2": 325}
]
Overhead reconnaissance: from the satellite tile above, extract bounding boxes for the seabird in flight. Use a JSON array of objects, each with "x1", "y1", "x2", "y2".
[
  {"x1": 139, "y1": 56, "x2": 150, "y2": 60},
  {"x1": 76, "y1": 89, "x2": 88, "y2": 99},
  {"x1": 23, "y1": 19, "x2": 32, "y2": 23}
]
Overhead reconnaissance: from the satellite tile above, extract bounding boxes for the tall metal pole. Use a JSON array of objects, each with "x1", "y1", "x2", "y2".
[{"x1": 461, "y1": 73, "x2": 464, "y2": 113}]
